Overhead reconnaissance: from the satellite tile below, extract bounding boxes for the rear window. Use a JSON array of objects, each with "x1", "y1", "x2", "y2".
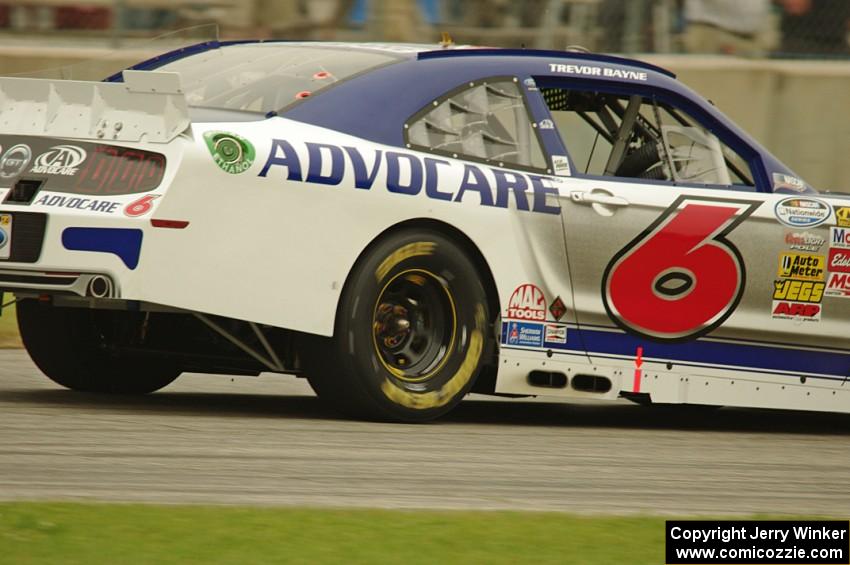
[{"x1": 154, "y1": 44, "x2": 400, "y2": 114}]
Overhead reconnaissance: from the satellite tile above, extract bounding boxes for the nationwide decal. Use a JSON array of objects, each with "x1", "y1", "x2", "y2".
[
  {"x1": 0, "y1": 144, "x2": 32, "y2": 179},
  {"x1": 258, "y1": 139, "x2": 561, "y2": 215},
  {"x1": 830, "y1": 227, "x2": 850, "y2": 250},
  {"x1": 825, "y1": 271, "x2": 850, "y2": 297},
  {"x1": 772, "y1": 279, "x2": 824, "y2": 303},
  {"x1": 204, "y1": 131, "x2": 255, "y2": 174},
  {"x1": 548, "y1": 295, "x2": 567, "y2": 321},
  {"x1": 834, "y1": 206, "x2": 850, "y2": 227},
  {"x1": 771, "y1": 300, "x2": 821, "y2": 322},
  {"x1": 504, "y1": 320, "x2": 543, "y2": 347},
  {"x1": 785, "y1": 231, "x2": 824, "y2": 252},
  {"x1": 828, "y1": 248, "x2": 850, "y2": 273},
  {"x1": 30, "y1": 145, "x2": 87, "y2": 176},
  {"x1": 34, "y1": 194, "x2": 120, "y2": 214},
  {"x1": 774, "y1": 197, "x2": 830, "y2": 228},
  {"x1": 548, "y1": 63, "x2": 648, "y2": 81},
  {"x1": 777, "y1": 252, "x2": 824, "y2": 281},
  {"x1": 544, "y1": 323, "x2": 567, "y2": 344},
  {"x1": 506, "y1": 284, "x2": 546, "y2": 320}
]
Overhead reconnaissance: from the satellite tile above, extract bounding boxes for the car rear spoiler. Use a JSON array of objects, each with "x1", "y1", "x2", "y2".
[{"x1": 0, "y1": 70, "x2": 189, "y2": 144}]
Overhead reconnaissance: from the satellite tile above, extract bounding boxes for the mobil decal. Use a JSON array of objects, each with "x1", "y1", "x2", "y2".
[
  {"x1": 502, "y1": 320, "x2": 544, "y2": 348},
  {"x1": 771, "y1": 300, "x2": 821, "y2": 322},
  {"x1": 777, "y1": 252, "x2": 824, "y2": 281},
  {"x1": 506, "y1": 284, "x2": 546, "y2": 321},
  {"x1": 825, "y1": 272, "x2": 850, "y2": 298},
  {"x1": 774, "y1": 197, "x2": 830, "y2": 228},
  {"x1": 258, "y1": 139, "x2": 560, "y2": 215}
]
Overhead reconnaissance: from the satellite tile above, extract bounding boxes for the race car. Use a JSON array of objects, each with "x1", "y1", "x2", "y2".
[{"x1": 0, "y1": 40, "x2": 846, "y2": 422}]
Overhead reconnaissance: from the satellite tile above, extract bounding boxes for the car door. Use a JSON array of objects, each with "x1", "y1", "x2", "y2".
[{"x1": 535, "y1": 80, "x2": 849, "y2": 380}]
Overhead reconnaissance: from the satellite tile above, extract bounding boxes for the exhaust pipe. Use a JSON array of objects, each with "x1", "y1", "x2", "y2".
[{"x1": 86, "y1": 275, "x2": 112, "y2": 298}]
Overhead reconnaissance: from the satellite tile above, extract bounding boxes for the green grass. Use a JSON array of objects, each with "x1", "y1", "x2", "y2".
[
  {"x1": 0, "y1": 300, "x2": 21, "y2": 348},
  {"x1": 0, "y1": 502, "x2": 667, "y2": 564}
]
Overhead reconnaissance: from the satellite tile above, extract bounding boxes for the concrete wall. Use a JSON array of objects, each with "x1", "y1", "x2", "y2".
[{"x1": 0, "y1": 48, "x2": 847, "y2": 191}]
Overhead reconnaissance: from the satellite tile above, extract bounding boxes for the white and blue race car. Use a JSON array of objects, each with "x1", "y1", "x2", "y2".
[{"x1": 0, "y1": 41, "x2": 845, "y2": 421}]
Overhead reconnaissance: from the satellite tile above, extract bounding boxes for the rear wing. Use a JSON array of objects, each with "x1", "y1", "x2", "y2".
[{"x1": 0, "y1": 71, "x2": 189, "y2": 144}]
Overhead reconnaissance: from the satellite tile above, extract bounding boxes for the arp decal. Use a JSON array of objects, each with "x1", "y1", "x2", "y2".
[
  {"x1": 204, "y1": 131, "x2": 256, "y2": 174},
  {"x1": 771, "y1": 300, "x2": 820, "y2": 322},
  {"x1": 825, "y1": 272, "x2": 850, "y2": 298},
  {"x1": 777, "y1": 253, "x2": 824, "y2": 281},
  {"x1": 603, "y1": 196, "x2": 759, "y2": 342},
  {"x1": 506, "y1": 283, "x2": 546, "y2": 321},
  {"x1": 774, "y1": 197, "x2": 830, "y2": 228},
  {"x1": 772, "y1": 279, "x2": 824, "y2": 303}
]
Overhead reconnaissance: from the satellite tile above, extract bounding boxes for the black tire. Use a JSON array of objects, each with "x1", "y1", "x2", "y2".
[
  {"x1": 17, "y1": 299, "x2": 181, "y2": 394},
  {"x1": 301, "y1": 229, "x2": 491, "y2": 422}
]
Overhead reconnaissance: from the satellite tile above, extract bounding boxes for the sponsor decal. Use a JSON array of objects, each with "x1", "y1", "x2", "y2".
[
  {"x1": 0, "y1": 214, "x2": 10, "y2": 260},
  {"x1": 0, "y1": 144, "x2": 32, "y2": 179},
  {"x1": 772, "y1": 279, "x2": 824, "y2": 303},
  {"x1": 828, "y1": 248, "x2": 850, "y2": 273},
  {"x1": 830, "y1": 227, "x2": 850, "y2": 249},
  {"x1": 538, "y1": 119, "x2": 554, "y2": 130},
  {"x1": 825, "y1": 271, "x2": 850, "y2": 297},
  {"x1": 777, "y1": 252, "x2": 824, "y2": 281},
  {"x1": 548, "y1": 295, "x2": 567, "y2": 321},
  {"x1": 30, "y1": 145, "x2": 86, "y2": 176},
  {"x1": 523, "y1": 77, "x2": 538, "y2": 91},
  {"x1": 772, "y1": 173, "x2": 807, "y2": 193},
  {"x1": 204, "y1": 131, "x2": 256, "y2": 174},
  {"x1": 124, "y1": 194, "x2": 160, "y2": 217},
  {"x1": 34, "y1": 194, "x2": 120, "y2": 214},
  {"x1": 785, "y1": 231, "x2": 824, "y2": 252},
  {"x1": 548, "y1": 63, "x2": 648, "y2": 81},
  {"x1": 551, "y1": 155, "x2": 571, "y2": 177},
  {"x1": 259, "y1": 139, "x2": 561, "y2": 215},
  {"x1": 506, "y1": 284, "x2": 546, "y2": 320},
  {"x1": 774, "y1": 197, "x2": 830, "y2": 228},
  {"x1": 772, "y1": 300, "x2": 820, "y2": 322},
  {"x1": 504, "y1": 321, "x2": 543, "y2": 348},
  {"x1": 834, "y1": 206, "x2": 850, "y2": 227},
  {"x1": 544, "y1": 324, "x2": 567, "y2": 344}
]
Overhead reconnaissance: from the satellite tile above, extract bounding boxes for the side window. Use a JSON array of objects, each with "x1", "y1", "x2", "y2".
[
  {"x1": 406, "y1": 78, "x2": 546, "y2": 170},
  {"x1": 542, "y1": 88, "x2": 754, "y2": 187}
]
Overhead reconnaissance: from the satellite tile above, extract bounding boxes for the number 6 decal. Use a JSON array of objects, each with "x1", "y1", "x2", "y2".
[{"x1": 602, "y1": 196, "x2": 760, "y2": 342}]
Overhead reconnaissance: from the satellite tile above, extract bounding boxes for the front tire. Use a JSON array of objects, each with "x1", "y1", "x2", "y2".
[
  {"x1": 302, "y1": 229, "x2": 491, "y2": 422},
  {"x1": 17, "y1": 299, "x2": 181, "y2": 394}
]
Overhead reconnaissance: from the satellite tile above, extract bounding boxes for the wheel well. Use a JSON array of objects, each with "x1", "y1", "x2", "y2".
[{"x1": 338, "y1": 218, "x2": 501, "y2": 334}]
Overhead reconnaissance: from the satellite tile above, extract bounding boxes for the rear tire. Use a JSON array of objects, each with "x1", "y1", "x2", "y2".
[
  {"x1": 17, "y1": 299, "x2": 181, "y2": 394},
  {"x1": 301, "y1": 229, "x2": 491, "y2": 422}
]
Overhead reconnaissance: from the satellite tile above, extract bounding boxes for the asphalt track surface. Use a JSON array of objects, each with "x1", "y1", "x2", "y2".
[{"x1": 1, "y1": 349, "x2": 849, "y2": 515}]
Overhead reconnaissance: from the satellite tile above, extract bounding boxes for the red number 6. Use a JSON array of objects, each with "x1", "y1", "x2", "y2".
[{"x1": 602, "y1": 196, "x2": 759, "y2": 341}]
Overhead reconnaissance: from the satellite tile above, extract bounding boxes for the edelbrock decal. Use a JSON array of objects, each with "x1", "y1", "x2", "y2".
[{"x1": 774, "y1": 197, "x2": 830, "y2": 228}]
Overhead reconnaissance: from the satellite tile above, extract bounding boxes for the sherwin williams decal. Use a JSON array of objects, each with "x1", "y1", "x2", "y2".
[
  {"x1": 204, "y1": 131, "x2": 256, "y2": 174},
  {"x1": 774, "y1": 197, "x2": 830, "y2": 228},
  {"x1": 62, "y1": 227, "x2": 143, "y2": 269}
]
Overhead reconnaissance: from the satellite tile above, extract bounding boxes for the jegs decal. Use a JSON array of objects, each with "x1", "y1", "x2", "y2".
[{"x1": 602, "y1": 196, "x2": 759, "y2": 342}]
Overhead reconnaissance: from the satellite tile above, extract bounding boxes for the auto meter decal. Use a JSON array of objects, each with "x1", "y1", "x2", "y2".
[
  {"x1": 774, "y1": 197, "x2": 830, "y2": 228},
  {"x1": 602, "y1": 196, "x2": 760, "y2": 342},
  {"x1": 0, "y1": 135, "x2": 165, "y2": 196},
  {"x1": 204, "y1": 131, "x2": 255, "y2": 174}
]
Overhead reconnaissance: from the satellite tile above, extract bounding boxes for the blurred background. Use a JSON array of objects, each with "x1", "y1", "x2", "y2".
[{"x1": 0, "y1": 0, "x2": 847, "y2": 190}]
